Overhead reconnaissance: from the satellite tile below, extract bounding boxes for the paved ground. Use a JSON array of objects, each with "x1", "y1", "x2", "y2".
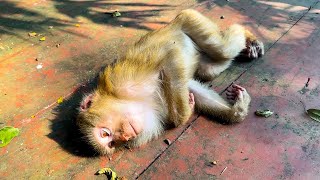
[{"x1": 1, "y1": 0, "x2": 319, "y2": 179}]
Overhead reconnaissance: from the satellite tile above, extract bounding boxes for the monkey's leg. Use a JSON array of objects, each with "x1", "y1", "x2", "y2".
[
  {"x1": 188, "y1": 80, "x2": 251, "y2": 123},
  {"x1": 173, "y1": 9, "x2": 245, "y2": 60},
  {"x1": 173, "y1": 9, "x2": 264, "y2": 79}
]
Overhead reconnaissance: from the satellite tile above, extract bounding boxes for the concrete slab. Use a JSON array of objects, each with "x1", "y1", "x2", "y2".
[{"x1": 1, "y1": 0, "x2": 319, "y2": 179}]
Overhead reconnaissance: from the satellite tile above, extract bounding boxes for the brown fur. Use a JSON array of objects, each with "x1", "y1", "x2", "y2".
[{"x1": 76, "y1": 9, "x2": 264, "y2": 155}]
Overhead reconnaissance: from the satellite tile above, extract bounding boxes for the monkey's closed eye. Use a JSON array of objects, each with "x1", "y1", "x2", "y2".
[{"x1": 101, "y1": 128, "x2": 111, "y2": 138}]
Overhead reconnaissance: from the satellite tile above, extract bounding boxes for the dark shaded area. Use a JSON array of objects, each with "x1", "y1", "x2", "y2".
[
  {"x1": 0, "y1": 1, "x2": 69, "y2": 40},
  {"x1": 47, "y1": 75, "x2": 100, "y2": 157},
  {"x1": 1, "y1": 0, "x2": 316, "y2": 43},
  {"x1": 0, "y1": 0, "x2": 174, "y2": 39},
  {"x1": 53, "y1": 1, "x2": 173, "y2": 30}
]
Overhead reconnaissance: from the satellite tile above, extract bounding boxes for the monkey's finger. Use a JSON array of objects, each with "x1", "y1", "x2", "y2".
[
  {"x1": 226, "y1": 95, "x2": 236, "y2": 99},
  {"x1": 227, "y1": 96, "x2": 236, "y2": 100},
  {"x1": 233, "y1": 84, "x2": 245, "y2": 90},
  {"x1": 232, "y1": 84, "x2": 245, "y2": 91},
  {"x1": 251, "y1": 46, "x2": 258, "y2": 59},
  {"x1": 226, "y1": 92, "x2": 236, "y2": 96},
  {"x1": 227, "y1": 89, "x2": 234, "y2": 93},
  {"x1": 189, "y1": 93, "x2": 195, "y2": 104},
  {"x1": 227, "y1": 93, "x2": 237, "y2": 98},
  {"x1": 236, "y1": 89, "x2": 244, "y2": 100}
]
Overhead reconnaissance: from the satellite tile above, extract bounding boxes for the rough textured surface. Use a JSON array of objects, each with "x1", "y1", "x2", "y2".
[{"x1": 1, "y1": 0, "x2": 319, "y2": 179}]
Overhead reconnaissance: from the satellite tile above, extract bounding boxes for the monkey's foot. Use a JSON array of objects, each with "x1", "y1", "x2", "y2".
[
  {"x1": 240, "y1": 39, "x2": 264, "y2": 59},
  {"x1": 189, "y1": 93, "x2": 195, "y2": 112},
  {"x1": 226, "y1": 84, "x2": 251, "y2": 122}
]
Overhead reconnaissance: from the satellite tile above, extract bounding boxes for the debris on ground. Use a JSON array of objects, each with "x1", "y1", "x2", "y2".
[
  {"x1": 95, "y1": 168, "x2": 127, "y2": 180},
  {"x1": 306, "y1": 109, "x2": 320, "y2": 123},
  {"x1": 28, "y1": 32, "x2": 37, "y2": 37},
  {"x1": 299, "y1": 78, "x2": 311, "y2": 94},
  {"x1": 57, "y1": 97, "x2": 64, "y2": 104},
  {"x1": 207, "y1": 160, "x2": 218, "y2": 167},
  {"x1": 212, "y1": 160, "x2": 218, "y2": 165},
  {"x1": 255, "y1": 109, "x2": 273, "y2": 117},
  {"x1": 220, "y1": 167, "x2": 227, "y2": 175},
  {"x1": 220, "y1": 15, "x2": 225, "y2": 19},
  {"x1": 300, "y1": 101, "x2": 320, "y2": 123},
  {"x1": 305, "y1": 78, "x2": 311, "y2": 87},
  {"x1": 56, "y1": 44, "x2": 60, "y2": 48},
  {"x1": 36, "y1": 64, "x2": 43, "y2": 69},
  {"x1": 48, "y1": 26, "x2": 53, "y2": 29},
  {"x1": 112, "y1": 11, "x2": 122, "y2": 17},
  {"x1": 242, "y1": 158, "x2": 249, "y2": 161},
  {"x1": 164, "y1": 138, "x2": 171, "y2": 145},
  {"x1": 0, "y1": 126, "x2": 20, "y2": 148},
  {"x1": 298, "y1": 87, "x2": 310, "y2": 94}
]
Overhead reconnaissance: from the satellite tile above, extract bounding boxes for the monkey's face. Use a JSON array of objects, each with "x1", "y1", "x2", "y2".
[{"x1": 77, "y1": 93, "x2": 144, "y2": 155}]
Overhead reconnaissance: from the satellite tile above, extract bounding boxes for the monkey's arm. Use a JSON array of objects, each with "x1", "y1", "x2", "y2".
[
  {"x1": 189, "y1": 80, "x2": 251, "y2": 123},
  {"x1": 161, "y1": 67, "x2": 193, "y2": 127}
]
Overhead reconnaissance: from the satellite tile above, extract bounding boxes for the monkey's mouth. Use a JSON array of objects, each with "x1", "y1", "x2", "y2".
[{"x1": 129, "y1": 122, "x2": 138, "y2": 137}]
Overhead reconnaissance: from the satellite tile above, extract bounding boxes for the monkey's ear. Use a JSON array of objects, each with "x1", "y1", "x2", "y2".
[{"x1": 80, "y1": 94, "x2": 93, "y2": 111}]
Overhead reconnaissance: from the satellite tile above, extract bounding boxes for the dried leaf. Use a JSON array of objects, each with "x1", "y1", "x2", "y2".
[
  {"x1": 75, "y1": 24, "x2": 80, "y2": 27},
  {"x1": 112, "y1": 11, "x2": 121, "y2": 17},
  {"x1": 39, "y1": 37, "x2": 46, "y2": 41},
  {"x1": 57, "y1": 97, "x2": 64, "y2": 104},
  {"x1": 255, "y1": 109, "x2": 273, "y2": 117},
  {"x1": 306, "y1": 109, "x2": 320, "y2": 123},
  {"x1": 28, "y1": 32, "x2": 37, "y2": 37},
  {"x1": 95, "y1": 168, "x2": 121, "y2": 180},
  {"x1": 0, "y1": 126, "x2": 20, "y2": 148}
]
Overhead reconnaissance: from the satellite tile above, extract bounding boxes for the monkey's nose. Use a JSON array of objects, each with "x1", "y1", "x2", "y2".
[{"x1": 120, "y1": 134, "x2": 132, "y2": 141}]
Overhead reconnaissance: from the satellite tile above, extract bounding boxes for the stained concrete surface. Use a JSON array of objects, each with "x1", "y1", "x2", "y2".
[{"x1": 0, "y1": 0, "x2": 319, "y2": 179}]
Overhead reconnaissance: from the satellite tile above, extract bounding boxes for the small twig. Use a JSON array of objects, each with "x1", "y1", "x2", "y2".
[
  {"x1": 220, "y1": 167, "x2": 227, "y2": 175},
  {"x1": 305, "y1": 77, "x2": 311, "y2": 87}
]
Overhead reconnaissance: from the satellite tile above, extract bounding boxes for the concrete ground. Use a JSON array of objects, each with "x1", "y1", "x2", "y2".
[{"x1": 1, "y1": 0, "x2": 320, "y2": 179}]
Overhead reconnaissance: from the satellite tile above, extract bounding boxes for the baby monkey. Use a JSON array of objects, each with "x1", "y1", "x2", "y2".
[{"x1": 77, "y1": 9, "x2": 264, "y2": 155}]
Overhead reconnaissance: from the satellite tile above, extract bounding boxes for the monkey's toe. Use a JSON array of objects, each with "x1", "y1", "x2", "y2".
[
  {"x1": 239, "y1": 40, "x2": 264, "y2": 60},
  {"x1": 189, "y1": 93, "x2": 195, "y2": 111}
]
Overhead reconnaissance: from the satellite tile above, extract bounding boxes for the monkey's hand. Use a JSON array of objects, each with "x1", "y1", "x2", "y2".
[
  {"x1": 189, "y1": 93, "x2": 195, "y2": 113},
  {"x1": 226, "y1": 84, "x2": 251, "y2": 122},
  {"x1": 240, "y1": 39, "x2": 264, "y2": 59}
]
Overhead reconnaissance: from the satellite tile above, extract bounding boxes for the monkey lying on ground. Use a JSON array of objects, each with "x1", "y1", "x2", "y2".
[{"x1": 76, "y1": 9, "x2": 264, "y2": 155}]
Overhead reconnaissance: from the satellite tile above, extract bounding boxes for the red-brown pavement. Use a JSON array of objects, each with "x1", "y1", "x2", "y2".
[{"x1": 1, "y1": 0, "x2": 319, "y2": 179}]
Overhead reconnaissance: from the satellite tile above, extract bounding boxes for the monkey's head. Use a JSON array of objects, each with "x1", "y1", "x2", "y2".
[{"x1": 76, "y1": 92, "x2": 145, "y2": 155}]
